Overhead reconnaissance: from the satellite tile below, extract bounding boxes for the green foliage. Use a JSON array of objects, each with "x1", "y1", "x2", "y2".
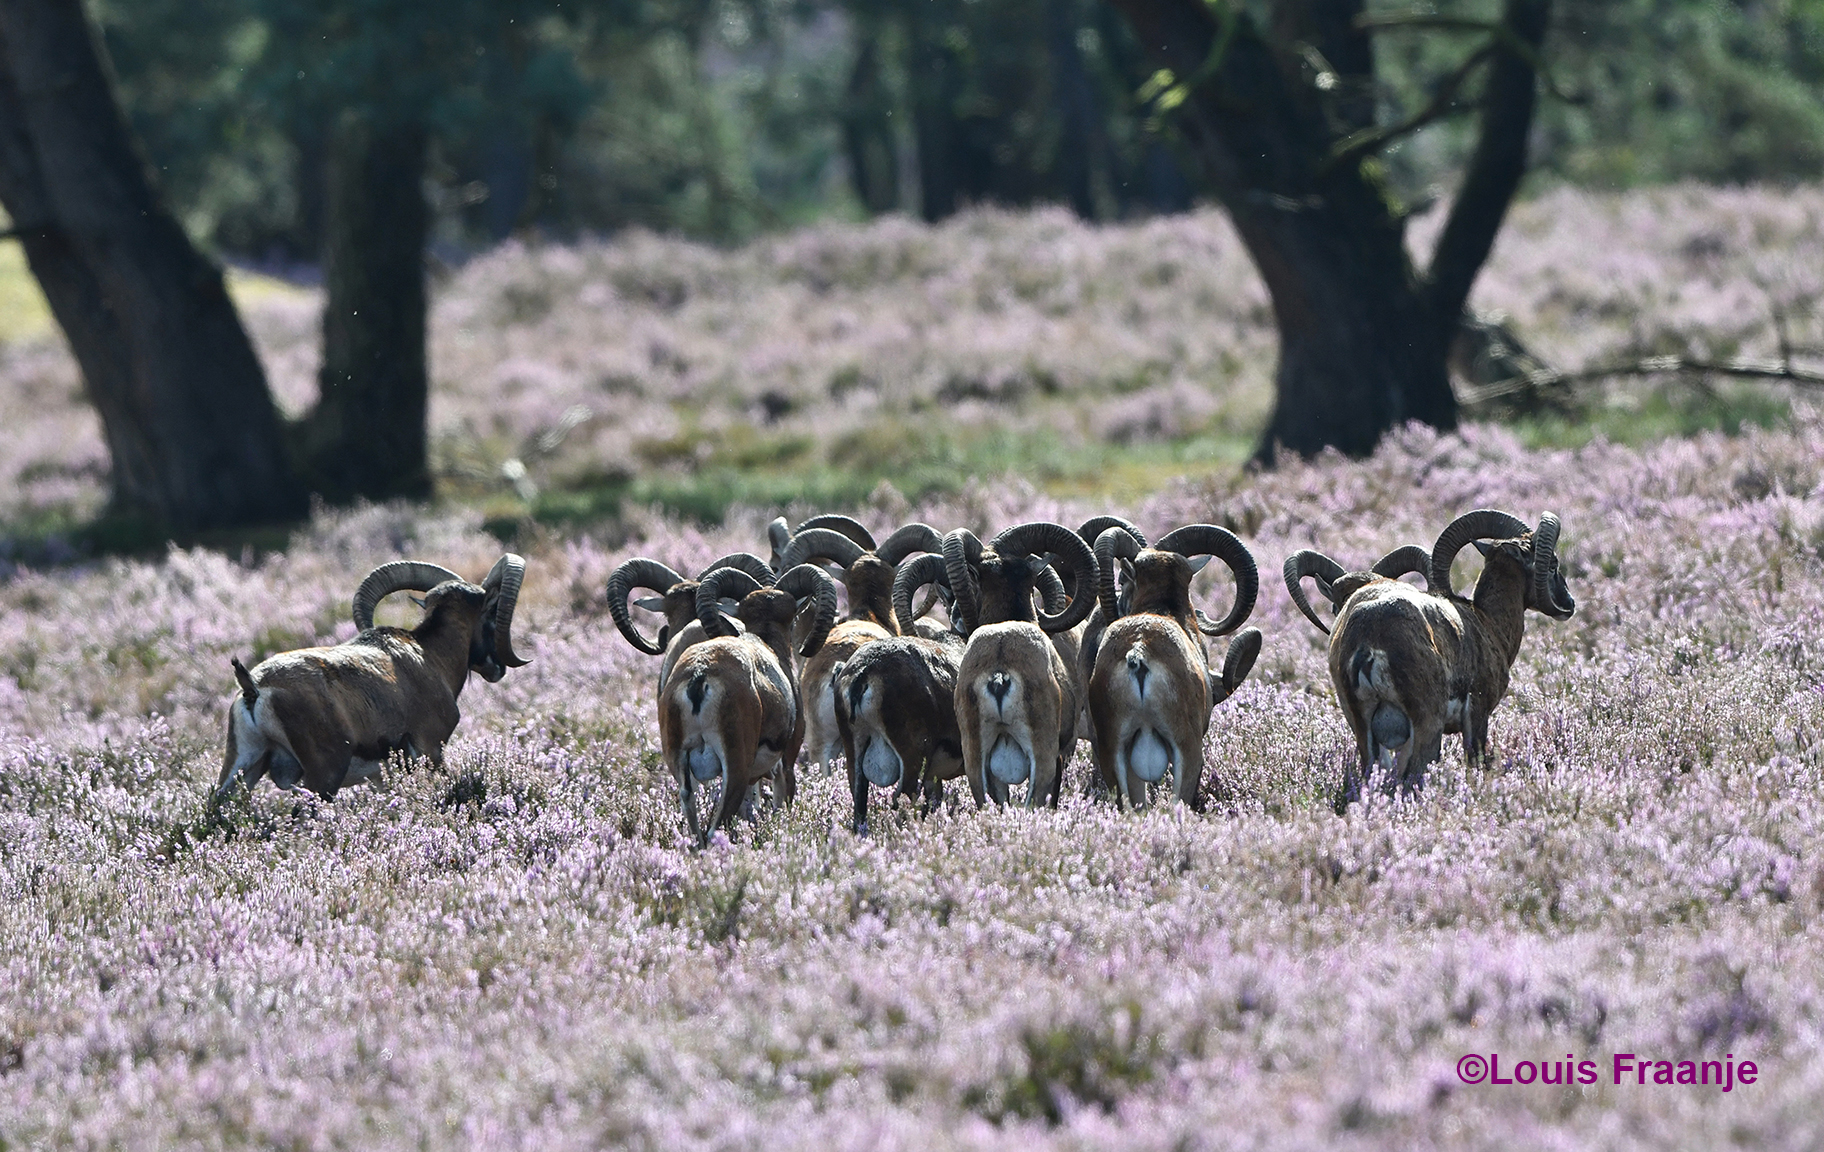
[
  {"x1": 84, "y1": 0, "x2": 1824, "y2": 255},
  {"x1": 1372, "y1": 0, "x2": 1824, "y2": 201}
]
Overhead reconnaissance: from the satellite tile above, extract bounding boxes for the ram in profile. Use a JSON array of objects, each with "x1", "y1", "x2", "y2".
[
  {"x1": 1312, "y1": 510, "x2": 1575, "y2": 801},
  {"x1": 217, "y1": 555, "x2": 529, "y2": 799}
]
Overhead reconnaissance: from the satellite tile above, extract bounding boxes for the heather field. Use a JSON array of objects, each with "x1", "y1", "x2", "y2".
[{"x1": 4, "y1": 190, "x2": 1824, "y2": 1148}]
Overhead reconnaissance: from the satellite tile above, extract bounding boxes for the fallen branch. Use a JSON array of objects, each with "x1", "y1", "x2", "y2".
[{"x1": 1466, "y1": 355, "x2": 1824, "y2": 407}]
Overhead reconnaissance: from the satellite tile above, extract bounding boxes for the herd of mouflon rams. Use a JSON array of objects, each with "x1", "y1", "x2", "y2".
[{"x1": 219, "y1": 508, "x2": 1573, "y2": 841}]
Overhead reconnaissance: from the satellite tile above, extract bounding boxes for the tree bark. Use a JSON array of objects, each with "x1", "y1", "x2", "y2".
[
  {"x1": 297, "y1": 111, "x2": 432, "y2": 503},
  {"x1": 0, "y1": 0, "x2": 306, "y2": 533},
  {"x1": 1102, "y1": 0, "x2": 1551, "y2": 461}
]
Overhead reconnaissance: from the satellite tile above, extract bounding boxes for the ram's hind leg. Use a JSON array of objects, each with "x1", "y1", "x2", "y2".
[{"x1": 1174, "y1": 738, "x2": 1204, "y2": 810}]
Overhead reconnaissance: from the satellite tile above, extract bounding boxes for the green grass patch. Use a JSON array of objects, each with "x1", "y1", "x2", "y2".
[
  {"x1": 1512, "y1": 382, "x2": 1790, "y2": 450},
  {"x1": 530, "y1": 417, "x2": 1256, "y2": 529}
]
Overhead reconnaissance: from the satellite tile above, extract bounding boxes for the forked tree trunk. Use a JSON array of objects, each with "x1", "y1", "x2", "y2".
[
  {"x1": 0, "y1": 0, "x2": 306, "y2": 533},
  {"x1": 1102, "y1": 0, "x2": 1551, "y2": 461},
  {"x1": 297, "y1": 111, "x2": 432, "y2": 502}
]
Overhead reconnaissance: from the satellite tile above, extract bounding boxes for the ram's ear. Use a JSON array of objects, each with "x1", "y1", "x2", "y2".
[
  {"x1": 409, "y1": 595, "x2": 427, "y2": 609},
  {"x1": 1187, "y1": 555, "x2": 1213, "y2": 574},
  {"x1": 633, "y1": 596, "x2": 666, "y2": 612},
  {"x1": 1472, "y1": 540, "x2": 1493, "y2": 557},
  {"x1": 719, "y1": 597, "x2": 742, "y2": 616}
]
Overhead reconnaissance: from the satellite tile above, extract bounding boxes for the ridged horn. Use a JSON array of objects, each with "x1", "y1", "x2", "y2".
[
  {"x1": 1078, "y1": 515, "x2": 1147, "y2": 549},
  {"x1": 989, "y1": 521, "x2": 1095, "y2": 633},
  {"x1": 353, "y1": 561, "x2": 464, "y2": 632},
  {"x1": 1212, "y1": 627, "x2": 1263, "y2": 706},
  {"x1": 606, "y1": 557, "x2": 686, "y2": 655},
  {"x1": 698, "y1": 552, "x2": 775, "y2": 585},
  {"x1": 1372, "y1": 545, "x2": 1433, "y2": 589},
  {"x1": 1429, "y1": 509, "x2": 1531, "y2": 596},
  {"x1": 1282, "y1": 550, "x2": 1347, "y2": 635},
  {"x1": 942, "y1": 529, "x2": 984, "y2": 635},
  {"x1": 481, "y1": 554, "x2": 530, "y2": 667},
  {"x1": 776, "y1": 563, "x2": 841, "y2": 657},
  {"x1": 893, "y1": 553, "x2": 950, "y2": 636},
  {"x1": 778, "y1": 527, "x2": 867, "y2": 571},
  {"x1": 1034, "y1": 563, "x2": 1068, "y2": 614},
  {"x1": 1094, "y1": 525, "x2": 1144, "y2": 623},
  {"x1": 696, "y1": 567, "x2": 764, "y2": 638},
  {"x1": 1157, "y1": 524, "x2": 1259, "y2": 636},
  {"x1": 876, "y1": 522, "x2": 944, "y2": 566},
  {"x1": 791, "y1": 514, "x2": 876, "y2": 552},
  {"x1": 1532, "y1": 512, "x2": 1570, "y2": 613}
]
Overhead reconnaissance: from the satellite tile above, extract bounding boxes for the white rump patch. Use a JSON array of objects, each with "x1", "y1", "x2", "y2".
[
  {"x1": 987, "y1": 734, "x2": 1032, "y2": 784},
  {"x1": 1128, "y1": 729, "x2": 1171, "y2": 784},
  {"x1": 859, "y1": 737, "x2": 902, "y2": 788}
]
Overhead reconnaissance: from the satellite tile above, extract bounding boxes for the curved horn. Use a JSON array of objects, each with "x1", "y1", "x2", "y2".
[
  {"x1": 893, "y1": 553, "x2": 950, "y2": 635},
  {"x1": 1532, "y1": 512, "x2": 1569, "y2": 612},
  {"x1": 605, "y1": 557, "x2": 685, "y2": 655},
  {"x1": 353, "y1": 561, "x2": 464, "y2": 632},
  {"x1": 778, "y1": 527, "x2": 867, "y2": 571},
  {"x1": 791, "y1": 514, "x2": 876, "y2": 552},
  {"x1": 1094, "y1": 525, "x2": 1143, "y2": 623},
  {"x1": 1372, "y1": 545, "x2": 1433, "y2": 589},
  {"x1": 876, "y1": 522, "x2": 944, "y2": 566},
  {"x1": 1034, "y1": 563, "x2": 1069, "y2": 614},
  {"x1": 765, "y1": 516, "x2": 791, "y2": 567},
  {"x1": 1156, "y1": 524, "x2": 1259, "y2": 636},
  {"x1": 1212, "y1": 627, "x2": 1263, "y2": 706},
  {"x1": 776, "y1": 563, "x2": 841, "y2": 657},
  {"x1": 696, "y1": 567, "x2": 764, "y2": 638},
  {"x1": 990, "y1": 521, "x2": 1096, "y2": 633},
  {"x1": 1282, "y1": 550, "x2": 1347, "y2": 635},
  {"x1": 1078, "y1": 515, "x2": 1147, "y2": 549},
  {"x1": 1429, "y1": 509, "x2": 1531, "y2": 596},
  {"x1": 942, "y1": 529, "x2": 984, "y2": 635},
  {"x1": 698, "y1": 552, "x2": 775, "y2": 585},
  {"x1": 482, "y1": 554, "x2": 530, "y2": 667}
]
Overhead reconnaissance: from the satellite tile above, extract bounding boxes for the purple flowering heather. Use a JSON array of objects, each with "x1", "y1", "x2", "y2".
[
  {"x1": 0, "y1": 417, "x2": 1817, "y2": 1146},
  {"x1": 2, "y1": 194, "x2": 1824, "y2": 1145}
]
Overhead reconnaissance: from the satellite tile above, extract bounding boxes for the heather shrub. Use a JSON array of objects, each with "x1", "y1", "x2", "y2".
[{"x1": 2, "y1": 415, "x2": 1823, "y2": 1146}]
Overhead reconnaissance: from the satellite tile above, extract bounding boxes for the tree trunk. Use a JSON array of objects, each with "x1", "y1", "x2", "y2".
[
  {"x1": 1101, "y1": 0, "x2": 1551, "y2": 461},
  {"x1": 297, "y1": 111, "x2": 432, "y2": 503},
  {"x1": 1048, "y1": 0, "x2": 1103, "y2": 220},
  {"x1": 0, "y1": 0, "x2": 306, "y2": 533},
  {"x1": 1239, "y1": 203, "x2": 1454, "y2": 457},
  {"x1": 842, "y1": 36, "x2": 900, "y2": 215},
  {"x1": 907, "y1": 13, "x2": 961, "y2": 222}
]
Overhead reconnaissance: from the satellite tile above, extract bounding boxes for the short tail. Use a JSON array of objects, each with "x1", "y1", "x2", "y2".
[{"x1": 231, "y1": 657, "x2": 259, "y2": 706}]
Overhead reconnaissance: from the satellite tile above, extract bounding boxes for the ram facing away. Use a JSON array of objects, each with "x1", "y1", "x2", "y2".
[
  {"x1": 217, "y1": 555, "x2": 529, "y2": 799},
  {"x1": 945, "y1": 521, "x2": 1097, "y2": 808},
  {"x1": 657, "y1": 563, "x2": 838, "y2": 843},
  {"x1": 774, "y1": 522, "x2": 946, "y2": 774},
  {"x1": 1085, "y1": 524, "x2": 1262, "y2": 809}
]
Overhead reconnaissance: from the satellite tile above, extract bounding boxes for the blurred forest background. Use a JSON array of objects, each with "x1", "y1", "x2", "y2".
[
  {"x1": 89, "y1": 0, "x2": 1824, "y2": 255},
  {"x1": 8, "y1": 0, "x2": 1824, "y2": 545}
]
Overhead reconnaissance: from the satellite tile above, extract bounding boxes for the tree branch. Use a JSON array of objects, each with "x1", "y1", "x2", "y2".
[
  {"x1": 1325, "y1": 42, "x2": 1494, "y2": 171},
  {"x1": 1423, "y1": 0, "x2": 1551, "y2": 347},
  {"x1": 1463, "y1": 356, "x2": 1824, "y2": 408},
  {"x1": 1354, "y1": 13, "x2": 1499, "y2": 34}
]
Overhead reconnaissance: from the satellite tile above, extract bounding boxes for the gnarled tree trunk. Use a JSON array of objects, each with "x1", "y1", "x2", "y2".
[
  {"x1": 1102, "y1": 0, "x2": 1551, "y2": 461},
  {"x1": 0, "y1": 0, "x2": 306, "y2": 533}
]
